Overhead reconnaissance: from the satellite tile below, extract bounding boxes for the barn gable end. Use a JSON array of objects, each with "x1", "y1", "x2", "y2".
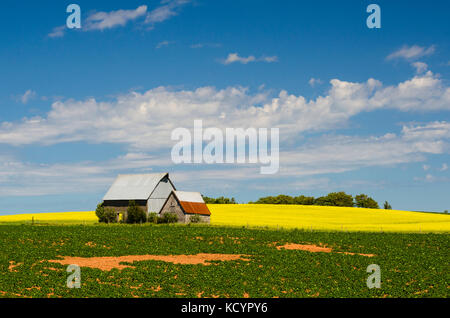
[
  {"x1": 148, "y1": 175, "x2": 176, "y2": 213},
  {"x1": 160, "y1": 191, "x2": 211, "y2": 224}
]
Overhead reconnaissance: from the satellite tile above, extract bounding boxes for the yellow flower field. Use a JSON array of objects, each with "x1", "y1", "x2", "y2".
[
  {"x1": 0, "y1": 211, "x2": 98, "y2": 225},
  {"x1": 0, "y1": 204, "x2": 449, "y2": 233},
  {"x1": 210, "y1": 204, "x2": 450, "y2": 233}
]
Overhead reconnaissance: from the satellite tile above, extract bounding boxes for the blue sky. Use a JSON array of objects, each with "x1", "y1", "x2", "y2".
[{"x1": 0, "y1": 0, "x2": 449, "y2": 214}]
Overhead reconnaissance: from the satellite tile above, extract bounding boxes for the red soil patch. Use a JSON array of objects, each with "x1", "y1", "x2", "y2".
[
  {"x1": 277, "y1": 243, "x2": 332, "y2": 253},
  {"x1": 338, "y1": 251, "x2": 375, "y2": 257},
  {"x1": 276, "y1": 243, "x2": 375, "y2": 257},
  {"x1": 47, "y1": 253, "x2": 249, "y2": 271},
  {"x1": 8, "y1": 261, "x2": 22, "y2": 272}
]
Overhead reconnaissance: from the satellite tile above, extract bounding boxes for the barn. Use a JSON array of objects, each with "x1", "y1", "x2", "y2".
[
  {"x1": 103, "y1": 173, "x2": 176, "y2": 221},
  {"x1": 160, "y1": 191, "x2": 211, "y2": 223}
]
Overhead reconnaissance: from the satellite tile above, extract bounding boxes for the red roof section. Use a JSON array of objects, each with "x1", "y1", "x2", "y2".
[{"x1": 179, "y1": 201, "x2": 211, "y2": 216}]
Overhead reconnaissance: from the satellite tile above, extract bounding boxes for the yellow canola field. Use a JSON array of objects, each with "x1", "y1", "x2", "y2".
[
  {"x1": 0, "y1": 212, "x2": 97, "y2": 225},
  {"x1": 209, "y1": 204, "x2": 450, "y2": 233},
  {"x1": 0, "y1": 205, "x2": 449, "y2": 233}
]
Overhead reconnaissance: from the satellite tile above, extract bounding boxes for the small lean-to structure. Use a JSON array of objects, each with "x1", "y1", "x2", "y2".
[{"x1": 160, "y1": 191, "x2": 211, "y2": 223}]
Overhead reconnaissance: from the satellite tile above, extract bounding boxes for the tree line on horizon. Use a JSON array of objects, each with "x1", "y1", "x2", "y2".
[{"x1": 204, "y1": 192, "x2": 393, "y2": 209}]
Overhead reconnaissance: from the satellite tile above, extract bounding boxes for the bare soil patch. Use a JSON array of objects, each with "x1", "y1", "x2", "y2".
[
  {"x1": 277, "y1": 243, "x2": 332, "y2": 253},
  {"x1": 276, "y1": 243, "x2": 375, "y2": 257},
  {"x1": 8, "y1": 261, "x2": 22, "y2": 272},
  {"x1": 47, "y1": 253, "x2": 249, "y2": 271}
]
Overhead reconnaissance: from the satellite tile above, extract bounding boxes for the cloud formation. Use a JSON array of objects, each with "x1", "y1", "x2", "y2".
[
  {"x1": 48, "y1": 2, "x2": 190, "y2": 37},
  {"x1": 0, "y1": 71, "x2": 449, "y2": 149},
  {"x1": 1, "y1": 70, "x2": 449, "y2": 196},
  {"x1": 387, "y1": 45, "x2": 435, "y2": 60},
  {"x1": 145, "y1": 0, "x2": 190, "y2": 25},
  {"x1": 156, "y1": 40, "x2": 173, "y2": 49},
  {"x1": 85, "y1": 5, "x2": 148, "y2": 31},
  {"x1": 222, "y1": 53, "x2": 278, "y2": 65},
  {"x1": 18, "y1": 90, "x2": 37, "y2": 104}
]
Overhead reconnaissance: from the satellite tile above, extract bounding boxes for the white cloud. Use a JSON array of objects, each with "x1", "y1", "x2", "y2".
[
  {"x1": 412, "y1": 61, "x2": 428, "y2": 74},
  {"x1": 85, "y1": 5, "x2": 147, "y2": 31},
  {"x1": 223, "y1": 53, "x2": 256, "y2": 65},
  {"x1": 280, "y1": 122, "x2": 450, "y2": 177},
  {"x1": 48, "y1": 2, "x2": 187, "y2": 37},
  {"x1": 48, "y1": 25, "x2": 66, "y2": 38},
  {"x1": 145, "y1": 0, "x2": 190, "y2": 25},
  {"x1": 308, "y1": 78, "x2": 323, "y2": 87},
  {"x1": 0, "y1": 152, "x2": 170, "y2": 197},
  {"x1": 387, "y1": 45, "x2": 435, "y2": 60},
  {"x1": 440, "y1": 163, "x2": 448, "y2": 171},
  {"x1": 190, "y1": 43, "x2": 222, "y2": 49},
  {"x1": 260, "y1": 56, "x2": 278, "y2": 63},
  {"x1": 0, "y1": 71, "x2": 449, "y2": 149},
  {"x1": 156, "y1": 40, "x2": 173, "y2": 49},
  {"x1": 1, "y1": 119, "x2": 448, "y2": 197},
  {"x1": 423, "y1": 164, "x2": 430, "y2": 171},
  {"x1": 222, "y1": 53, "x2": 278, "y2": 65},
  {"x1": 18, "y1": 90, "x2": 36, "y2": 104}
]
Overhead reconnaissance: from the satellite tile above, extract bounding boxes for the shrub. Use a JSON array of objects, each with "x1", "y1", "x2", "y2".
[
  {"x1": 158, "y1": 212, "x2": 179, "y2": 224},
  {"x1": 103, "y1": 208, "x2": 118, "y2": 223},
  {"x1": 95, "y1": 203, "x2": 106, "y2": 223},
  {"x1": 190, "y1": 214, "x2": 202, "y2": 223},
  {"x1": 126, "y1": 200, "x2": 147, "y2": 224},
  {"x1": 355, "y1": 194, "x2": 379, "y2": 209},
  {"x1": 148, "y1": 212, "x2": 158, "y2": 224}
]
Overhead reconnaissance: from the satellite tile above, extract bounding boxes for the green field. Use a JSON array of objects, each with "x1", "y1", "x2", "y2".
[{"x1": 1, "y1": 224, "x2": 448, "y2": 298}]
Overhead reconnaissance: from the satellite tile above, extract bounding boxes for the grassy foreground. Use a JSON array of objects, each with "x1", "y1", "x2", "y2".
[
  {"x1": 0, "y1": 224, "x2": 448, "y2": 298},
  {"x1": 1, "y1": 204, "x2": 449, "y2": 233}
]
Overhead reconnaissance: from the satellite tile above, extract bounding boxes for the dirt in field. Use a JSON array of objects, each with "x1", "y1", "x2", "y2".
[
  {"x1": 277, "y1": 243, "x2": 332, "y2": 253},
  {"x1": 276, "y1": 243, "x2": 375, "y2": 257},
  {"x1": 8, "y1": 261, "x2": 23, "y2": 272},
  {"x1": 47, "y1": 253, "x2": 250, "y2": 271}
]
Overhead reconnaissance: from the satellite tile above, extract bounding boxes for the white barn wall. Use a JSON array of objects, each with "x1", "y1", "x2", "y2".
[{"x1": 148, "y1": 177, "x2": 175, "y2": 213}]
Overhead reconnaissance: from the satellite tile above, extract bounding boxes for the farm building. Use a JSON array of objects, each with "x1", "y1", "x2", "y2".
[
  {"x1": 103, "y1": 173, "x2": 176, "y2": 221},
  {"x1": 160, "y1": 191, "x2": 211, "y2": 223},
  {"x1": 102, "y1": 173, "x2": 210, "y2": 223}
]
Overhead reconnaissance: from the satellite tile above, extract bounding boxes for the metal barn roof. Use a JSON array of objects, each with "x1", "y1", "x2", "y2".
[
  {"x1": 173, "y1": 191, "x2": 210, "y2": 215},
  {"x1": 179, "y1": 201, "x2": 211, "y2": 216},
  {"x1": 103, "y1": 173, "x2": 169, "y2": 201},
  {"x1": 174, "y1": 191, "x2": 205, "y2": 203}
]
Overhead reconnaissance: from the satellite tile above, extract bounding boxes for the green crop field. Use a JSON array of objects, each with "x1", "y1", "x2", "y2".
[{"x1": 0, "y1": 224, "x2": 448, "y2": 298}]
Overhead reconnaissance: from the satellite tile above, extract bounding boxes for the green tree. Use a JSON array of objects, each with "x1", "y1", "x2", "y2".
[
  {"x1": 355, "y1": 194, "x2": 380, "y2": 209},
  {"x1": 315, "y1": 192, "x2": 354, "y2": 207},
  {"x1": 126, "y1": 200, "x2": 147, "y2": 224},
  {"x1": 294, "y1": 195, "x2": 315, "y2": 205},
  {"x1": 202, "y1": 196, "x2": 237, "y2": 204},
  {"x1": 383, "y1": 201, "x2": 392, "y2": 210}
]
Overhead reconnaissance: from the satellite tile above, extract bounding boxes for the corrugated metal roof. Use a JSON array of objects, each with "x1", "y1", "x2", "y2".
[
  {"x1": 174, "y1": 191, "x2": 205, "y2": 203},
  {"x1": 103, "y1": 173, "x2": 169, "y2": 201},
  {"x1": 179, "y1": 201, "x2": 211, "y2": 216}
]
